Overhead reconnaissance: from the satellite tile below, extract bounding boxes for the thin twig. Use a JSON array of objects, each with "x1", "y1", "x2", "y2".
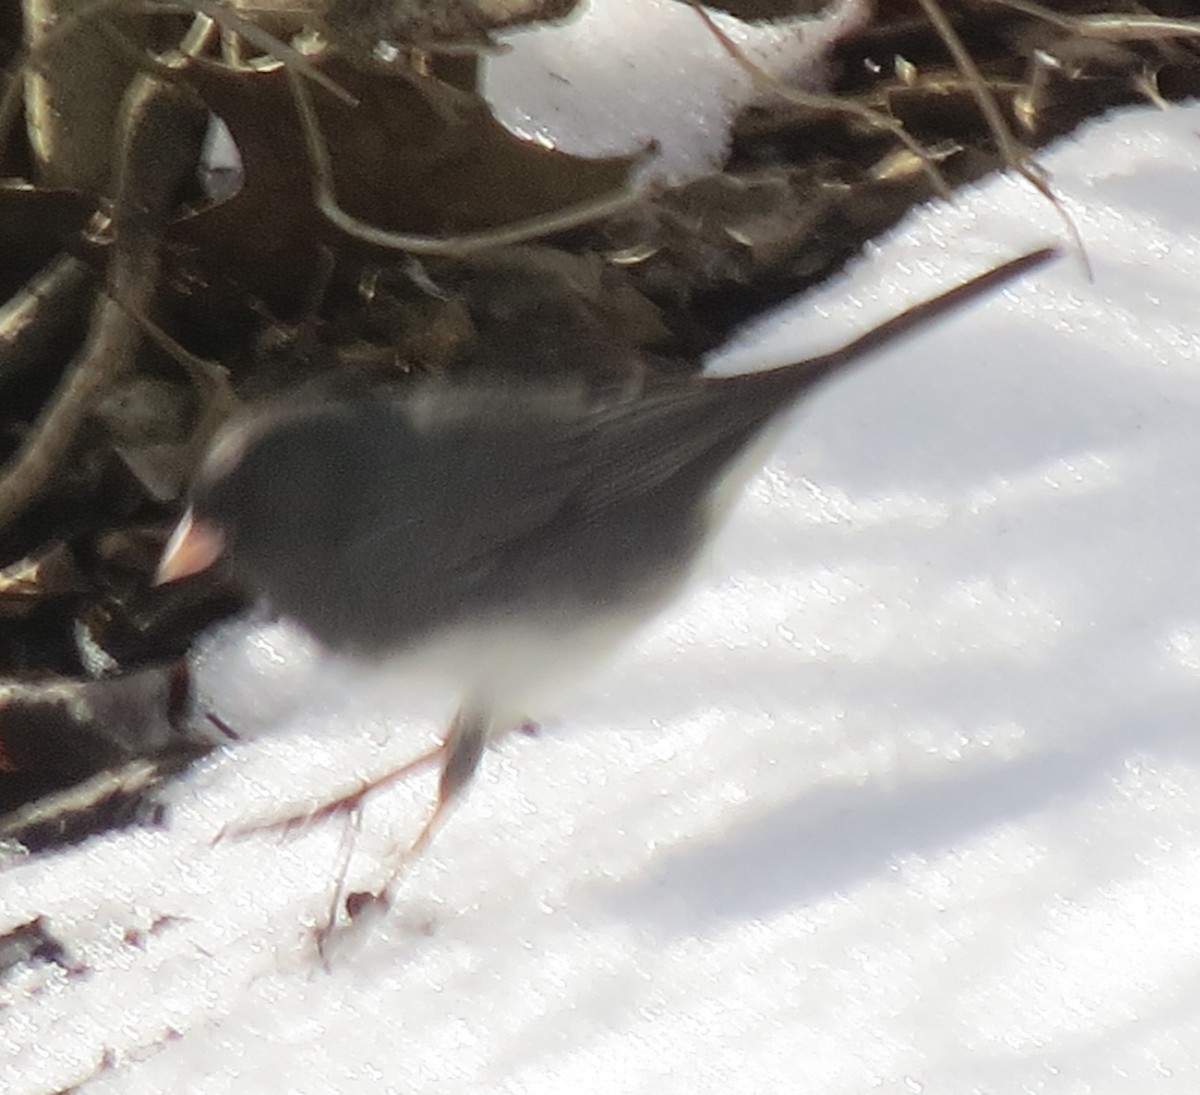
[
  {"x1": 913, "y1": 0, "x2": 1091, "y2": 278},
  {"x1": 0, "y1": 71, "x2": 207, "y2": 532},
  {"x1": 984, "y1": 0, "x2": 1200, "y2": 41},
  {"x1": 686, "y1": 0, "x2": 953, "y2": 202},
  {"x1": 1, "y1": 0, "x2": 355, "y2": 164},
  {"x1": 288, "y1": 68, "x2": 650, "y2": 257},
  {"x1": 0, "y1": 254, "x2": 96, "y2": 390},
  {"x1": 179, "y1": 0, "x2": 357, "y2": 104},
  {"x1": 108, "y1": 288, "x2": 238, "y2": 442}
]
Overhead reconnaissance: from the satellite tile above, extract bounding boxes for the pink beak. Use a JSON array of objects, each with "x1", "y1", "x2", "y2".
[{"x1": 155, "y1": 508, "x2": 227, "y2": 585}]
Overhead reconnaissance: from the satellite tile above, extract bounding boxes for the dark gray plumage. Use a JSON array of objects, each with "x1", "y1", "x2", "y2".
[{"x1": 163, "y1": 248, "x2": 1054, "y2": 857}]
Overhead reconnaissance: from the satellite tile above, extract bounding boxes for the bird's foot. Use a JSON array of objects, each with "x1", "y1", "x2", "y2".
[{"x1": 215, "y1": 741, "x2": 445, "y2": 842}]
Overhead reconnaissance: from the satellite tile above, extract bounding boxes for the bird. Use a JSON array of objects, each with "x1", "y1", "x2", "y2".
[{"x1": 157, "y1": 247, "x2": 1054, "y2": 862}]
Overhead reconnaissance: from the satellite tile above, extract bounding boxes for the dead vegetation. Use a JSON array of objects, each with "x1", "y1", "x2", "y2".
[{"x1": 0, "y1": 0, "x2": 1197, "y2": 847}]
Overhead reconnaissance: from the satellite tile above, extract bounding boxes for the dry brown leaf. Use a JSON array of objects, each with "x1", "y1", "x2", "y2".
[
  {"x1": 323, "y1": 0, "x2": 582, "y2": 46},
  {"x1": 169, "y1": 53, "x2": 637, "y2": 311}
]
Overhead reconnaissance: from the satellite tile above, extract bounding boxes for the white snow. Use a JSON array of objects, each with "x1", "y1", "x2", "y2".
[
  {"x1": 483, "y1": 0, "x2": 869, "y2": 182},
  {"x1": 5, "y1": 50, "x2": 1200, "y2": 1095}
]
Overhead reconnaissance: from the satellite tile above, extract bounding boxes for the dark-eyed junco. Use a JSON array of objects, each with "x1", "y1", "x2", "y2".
[{"x1": 158, "y1": 248, "x2": 1053, "y2": 852}]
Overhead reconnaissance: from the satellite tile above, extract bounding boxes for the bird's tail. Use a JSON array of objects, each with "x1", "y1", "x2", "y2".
[{"x1": 732, "y1": 246, "x2": 1056, "y2": 398}]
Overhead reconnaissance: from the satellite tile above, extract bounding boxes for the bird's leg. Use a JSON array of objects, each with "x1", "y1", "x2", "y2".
[
  {"x1": 278, "y1": 700, "x2": 495, "y2": 957},
  {"x1": 226, "y1": 699, "x2": 498, "y2": 957},
  {"x1": 314, "y1": 803, "x2": 364, "y2": 967},
  {"x1": 364, "y1": 699, "x2": 493, "y2": 905},
  {"x1": 295, "y1": 706, "x2": 482, "y2": 961},
  {"x1": 221, "y1": 739, "x2": 445, "y2": 840},
  {"x1": 410, "y1": 698, "x2": 492, "y2": 857},
  {"x1": 226, "y1": 701, "x2": 513, "y2": 846}
]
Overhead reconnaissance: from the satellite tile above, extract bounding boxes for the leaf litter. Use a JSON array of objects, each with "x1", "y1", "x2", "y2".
[{"x1": 0, "y1": 0, "x2": 1195, "y2": 852}]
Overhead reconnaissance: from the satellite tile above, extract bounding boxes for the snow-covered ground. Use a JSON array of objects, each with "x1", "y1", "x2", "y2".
[
  {"x1": 483, "y1": 0, "x2": 868, "y2": 181},
  {"x1": 5, "y1": 18, "x2": 1200, "y2": 1095}
]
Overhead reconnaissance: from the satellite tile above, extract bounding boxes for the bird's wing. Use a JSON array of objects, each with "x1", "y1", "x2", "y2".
[
  {"x1": 330, "y1": 382, "x2": 785, "y2": 646},
  {"x1": 330, "y1": 396, "x2": 594, "y2": 638},
  {"x1": 565, "y1": 377, "x2": 786, "y2": 517}
]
